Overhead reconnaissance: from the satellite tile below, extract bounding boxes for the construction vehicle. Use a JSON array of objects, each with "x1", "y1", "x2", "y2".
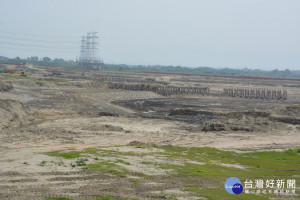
[
  {"x1": 3, "y1": 69, "x2": 14, "y2": 73},
  {"x1": 3, "y1": 69, "x2": 21, "y2": 74},
  {"x1": 3, "y1": 68, "x2": 28, "y2": 76},
  {"x1": 21, "y1": 71, "x2": 28, "y2": 76}
]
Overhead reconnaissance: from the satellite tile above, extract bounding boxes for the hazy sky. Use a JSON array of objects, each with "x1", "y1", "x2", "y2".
[{"x1": 0, "y1": 0, "x2": 299, "y2": 70}]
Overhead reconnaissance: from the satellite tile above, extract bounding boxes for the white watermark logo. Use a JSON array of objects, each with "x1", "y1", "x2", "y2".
[{"x1": 243, "y1": 179, "x2": 296, "y2": 195}]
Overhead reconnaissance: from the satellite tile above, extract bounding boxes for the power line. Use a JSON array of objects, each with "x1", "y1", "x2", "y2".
[
  {"x1": 0, "y1": 35, "x2": 79, "y2": 43},
  {"x1": 0, "y1": 46, "x2": 78, "y2": 52},
  {"x1": 0, "y1": 41, "x2": 80, "y2": 48},
  {"x1": 0, "y1": 31, "x2": 91, "y2": 59},
  {"x1": 0, "y1": 30, "x2": 80, "y2": 39},
  {"x1": 79, "y1": 32, "x2": 102, "y2": 66}
]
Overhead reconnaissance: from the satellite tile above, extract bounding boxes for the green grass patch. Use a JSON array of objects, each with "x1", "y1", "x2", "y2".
[
  {"x1": 75, "y1": 157, "x2": 88, "y2": 166},
  {"x1": 158, "y1": 146, "x2": 300, "y2": 177},
  {"x1": 156, "y1": 146, "x2": 300, "y2": 198},
  {"x1": 44, "y1": 148, "x2": 106, "y2": 159},
  {"x1": 45, "y1": 150, "x2": 84, "y2": 159},
  {"x1": 9, "y1": 179, "x2": 20, "y2": 183},
  {"x1": 44, "y1": 146, "x2": 300, "y2": 198},
  {"x1": 39, "y1": 160, "x2": 47, "y2": 166},
  {"x1": 140, "y1": 161, "x2": 154, "y2": 165},
  {"x1": 88, "y1": 161, "x2": 129, "y2": 175},
  {"x1": 115, "y1": 159, "x2": 131, "y2": 165}
]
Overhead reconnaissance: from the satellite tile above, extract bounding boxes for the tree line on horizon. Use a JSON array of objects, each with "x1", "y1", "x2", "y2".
[{"x1": 0, "y1": 56, "x2": 299, "y2": 79}]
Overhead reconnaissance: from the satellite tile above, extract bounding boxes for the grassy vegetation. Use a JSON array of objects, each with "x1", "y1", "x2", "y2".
[
  {"x1": 156, "y1": 146, "x2": 300, "y2": 199},
  {"x1": 44, "y1": 146, "x2": 300, "y2": 178},
  {"x1": 75, "y1": 157, "x2": 88, "y2": 166},
  {"x1": 115, "y1": 159, "x2": 131, "y2": 165},
  {"x1": 39, "y1": 160, "x2": 47, "y2": 166},
  {"x1": 157, "y1": 146, "x2": 300, "y2": 178},
  {"x1": 44, "y1": 146, "x2": 300, "y2": 199},
  {"x1": 9, "y1": 179, "x2": 20, "y2": 183},
  {"x1": 88, "y1": 161, "x2": 129, "y2": 175},
  {"x1": 140, "y1": 161, "x2": 154, "y2": 165},
  {"x1": 44, "y1": 148, "x2": 145, "y2": 160},
  {"x1": 45, "y1": 150, "x2": 86, "y2": 159}
]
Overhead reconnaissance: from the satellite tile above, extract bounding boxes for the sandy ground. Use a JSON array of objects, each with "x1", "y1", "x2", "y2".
[{"x1": 0, "y1": 71, "x2": 299, "y2": 199}]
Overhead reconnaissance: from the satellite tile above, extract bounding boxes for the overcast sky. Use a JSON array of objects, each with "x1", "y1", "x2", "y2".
[{"x1": 0, "y1": 0, "x2": 299, "y2": 70}]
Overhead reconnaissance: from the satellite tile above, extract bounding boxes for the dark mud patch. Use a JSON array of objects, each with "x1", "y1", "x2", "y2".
[
  {"x1": 98, "y1": 112, "x2": 119, "y2": 117},
  {"x1": 269, "y1": 116, "x2": 300, "y2": 125},
  {"x1": 113, "y1": 99, "x2": 220, "y2": 123},
  {"x1": 113, "y1": 98, "x2": 298, "y2": 129},
  {"x1": 227, "y1": 111, "x2": 270, "y2": 119},
  {"x1": 113, "y1": 98, "x2": 290, "y2": 113},
  {"x1": 201, "y1": 123, "x2": 226, "y2": 132}
]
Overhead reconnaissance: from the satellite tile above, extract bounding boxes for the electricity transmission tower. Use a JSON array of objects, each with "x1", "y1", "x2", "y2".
[{"x1": 78, "y1": 32, "x2": 103, "y2": 67}]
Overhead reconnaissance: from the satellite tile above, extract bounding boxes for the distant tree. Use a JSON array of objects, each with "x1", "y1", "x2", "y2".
[
  {"x1": 54, "y1": 58, "x2": 64, "y2": 62},
  {"x1": 15, "y1": 56, "x2": 20, "y2": 60},
  {"x1": 0, "y1": 56, "x2": 8, "y2": 61},
  {"x1": 43, "y1": 57, "x2": 51, "y2": 62},
  {"x1": 30, "y1": 56, "x2": 38, "y2": 61}
]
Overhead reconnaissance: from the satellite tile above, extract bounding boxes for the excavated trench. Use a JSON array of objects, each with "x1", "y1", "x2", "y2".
[
  {"x1": 112, "y1": 98, "x2": 300, "y2": 129},
  {"x1": 113, "y1": 98, "x2": 222, "y2": 123}
]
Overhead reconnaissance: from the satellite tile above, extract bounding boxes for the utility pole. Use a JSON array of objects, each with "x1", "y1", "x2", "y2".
[{"x1": 78, "y1": 32, "x2": 103, "y2": 68}]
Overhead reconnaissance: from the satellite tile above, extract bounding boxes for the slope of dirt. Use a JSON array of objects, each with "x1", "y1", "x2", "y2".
[
  {"x1": 0, "y1": 80, "x2": 13, "y2": 92},
  {"x1": 0, "y1": 99, "x2": 27, "y2": 129}
]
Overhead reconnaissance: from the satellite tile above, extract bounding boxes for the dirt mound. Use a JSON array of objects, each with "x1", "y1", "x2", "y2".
[
  {"x1": 279, "y1": 105, "x2": 300, "y2": 118},
  {"x1": 201, "y1": 123, "x2": 226, "y2": 132},
  {"x1": 0, "y1": 99, "x2": 27, "y2": 129},
  {"x1": 0, "y1": 80, "x2": 13, "y2": 92},
  {"x1": 128, "y1": 140, "x2": 147, "y2": 146},
  {"x1": 198, "y1": 111, "x2": 280, "y2": 132}
]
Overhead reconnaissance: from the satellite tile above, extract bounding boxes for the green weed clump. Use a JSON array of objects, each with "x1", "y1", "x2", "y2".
[
  {"x1": 88, "y1": 162, "x2": 128, "y2": 175},
  {"x1": 10, "y1": 180, "x2": 20, "y2": 183}
]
